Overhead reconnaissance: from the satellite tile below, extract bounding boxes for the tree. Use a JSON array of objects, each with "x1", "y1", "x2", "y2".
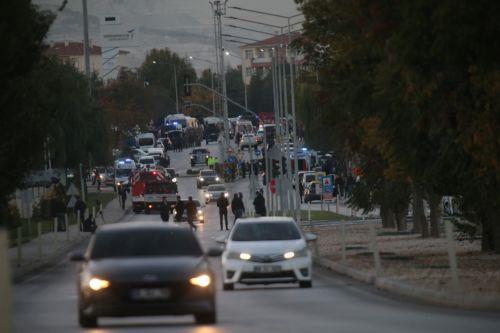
[{"x1": 0, "y1": 1, "x2": 54, "y2": 226}]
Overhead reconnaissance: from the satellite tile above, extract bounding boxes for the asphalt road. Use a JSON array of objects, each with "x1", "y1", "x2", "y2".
[{"x1": 12, "y1": 144, "x2": 500, "y2": 332}]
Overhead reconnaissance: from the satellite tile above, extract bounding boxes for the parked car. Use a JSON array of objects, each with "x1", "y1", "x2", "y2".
[
  {"x1": 71, "y1": 223, "x2": 221, "y2": 327},
  {"x1": 220, "y1": 217, "x2": 315, "y2": 290}
]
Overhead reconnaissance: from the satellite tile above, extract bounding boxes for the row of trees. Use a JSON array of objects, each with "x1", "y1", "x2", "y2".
[
  {"x1": 1, "y1": 1, "x2": 111, "y2": 226},
  {"x1": 295, "y1": 0, "x2": 500, "y2": 251}
]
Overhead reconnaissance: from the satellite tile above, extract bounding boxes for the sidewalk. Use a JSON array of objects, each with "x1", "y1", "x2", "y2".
[
  {"x1": 9, "y1": 196, "x2": 126, "y2": 281},
  {"x1": 300, "y1": 197, "x2": 379, "y2": 218}
]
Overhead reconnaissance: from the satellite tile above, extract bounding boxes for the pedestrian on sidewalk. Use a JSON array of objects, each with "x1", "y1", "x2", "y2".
[
  {"x1": 299, "y1": 181, "x2": 304, "y2": 203},
  {"x1": 238, "y1": 192, "x2": 246, "y2": 217},
  {"x1": 241, "y1": 161, "x2": 247, "y2": 178},
  {"x1": 217, "y1": 194, "x2": 229, "y2": 230},
  {"x1": 253, "y1": 191, "x2": 266, "y2": 217},
  {"x1": 74, "y1": 196, "x2": 86, "y2": 230},
  {"x1": 118, "y1": 186, "x2": 127, "y2": 210},
  {"x1": 161, "y1": 197, "x2": 170, "y2": 222},
  {"x1": 185, "y1": 196, "x2": 198, "y2": 232},
  {"x1": 95, "y1": 199, "x2": 105, "y2": 222}
]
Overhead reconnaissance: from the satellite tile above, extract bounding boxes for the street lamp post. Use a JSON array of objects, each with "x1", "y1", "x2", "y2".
[{"x1": 188, "y1": 56, "x2": 216, "y2": 115}]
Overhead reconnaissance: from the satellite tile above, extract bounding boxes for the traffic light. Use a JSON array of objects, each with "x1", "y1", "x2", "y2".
[
  {"x1": 272, "y1": 159, "x2": 281, "y2": 177},
  {"x1": 281, "y1": 156, "x2": 287, "y2": 175}
]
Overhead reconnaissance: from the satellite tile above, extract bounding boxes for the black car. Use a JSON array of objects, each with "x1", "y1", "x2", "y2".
[
  {"x1": 190, "y1": 148, "x2": 210, "y2": 167},
  {"x1": 71, "y1": 223, "x2": 221, "y2": 327}
]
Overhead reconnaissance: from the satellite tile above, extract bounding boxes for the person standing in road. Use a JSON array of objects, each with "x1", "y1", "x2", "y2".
[
  {"x1": 185, "y1": 196, "x2": 198, "y2": 231},
  {"x1": 161, "y1": 197, "x2": 170, "y2": 222},
  {"x1": 238, "y1": 192, "x2": 246, "y2": 218},
  {"x1": 175, "y1": 196, "x2": 184, "y2": 222},
  {"x1": 253, "y1": 191, "x2": 266, "y2": 217},
  {"x1": 217, "y1": 194, "x2": 230, "y2": 230},
  {"x1": 231, "y1": 193, "x2": 243, "y2": 224},
  {"x1": 299, "y1": 181, "x2": 304, "y2": 203},
  {"x1": 241, "y1": 161, "x2": 247, "y2": 179}
]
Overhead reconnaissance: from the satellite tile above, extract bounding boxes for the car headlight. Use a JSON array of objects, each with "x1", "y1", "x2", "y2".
[
  {"x1": 190, "y1": 156, "x2": 194, "y2": 159},
  {"x1": 239, "y1": 252, "x2": 251, "y2": 260},
  {"x1": 172, "y1": 177, "x2": 177, "y2": 183},
  {"x1": 206, "y1": 155, "x2": 209, "y2": 158},
  {"x1": 199, "y1": 177, "x2": 204, "y2": 181},
  {"x1": 197, "y1": 209, "x2": 203, "y2": 215},
  {"x1": 224, "y1": 192, "x2": 229, "y2": 197},
  {"x1": 205, "y1": 193, "x2": 210, "y2": 198},
  {"x1": 287, "y1": 247, "x2": 308, "y2": 259},
  {"x1": 189, "y1": 274, "x2": 211, "y2": 287},
  {"x1": 173, "y1": 209, "x2": 177, "y2": 214},
  {"x1": 215, "y1": 177, "x2": 220, "y2": 181},
  {"x1": 198, "y1": 215, "x2": 204, "y2": 220},
  {"x1": 88, "y1": 277, "x2": 110, "y2": 291}
]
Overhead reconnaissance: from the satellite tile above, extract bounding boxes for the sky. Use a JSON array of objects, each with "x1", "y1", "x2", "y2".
[{"x1": 35, "y1": 0, "x2": 302, "y2": 72}]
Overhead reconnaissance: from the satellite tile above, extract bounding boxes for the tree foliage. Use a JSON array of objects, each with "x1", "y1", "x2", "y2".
[{"x1": 296, "y1": 0, "x2": 500, "y2": 250}]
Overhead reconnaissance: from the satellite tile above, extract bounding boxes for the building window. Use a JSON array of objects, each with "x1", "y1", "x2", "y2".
[
  {"x1": 268, "y1": 49, "x2": 274, "y2": 58},
  {"x1": 245, "y1": 49, "x2": 253, "y2": 59},
  {"x1": 257, "y1": 48, "x2": 265, "y2": 58},
  {"x1": 245, "y1": 67, "x2": 253, "y2": 77}
]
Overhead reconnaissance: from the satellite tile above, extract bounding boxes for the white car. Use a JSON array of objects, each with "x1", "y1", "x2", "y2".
[
  {"x1": 220, "y1": 217, "x2": 315, "y2": 290},
  {"x1": 138, "y1": 156, "x2": 155, "y2": 169},
  {"x1": 204, "y1": 184, "x2": 229, "y2": 204},
  {"x1": 239, "y1": 133, "x2": 257, "y2": 149}
]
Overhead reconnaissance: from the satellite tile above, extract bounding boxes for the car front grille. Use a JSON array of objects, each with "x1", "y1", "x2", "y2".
[
  {"x1": 249, "y1": 254, "x2": 285, "y2": 263},
  {"x1": 240, "y1": 271, "x2": 296, "y2": 280}
]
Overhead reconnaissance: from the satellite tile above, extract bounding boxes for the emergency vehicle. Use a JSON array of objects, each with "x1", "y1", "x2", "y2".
[
  {"x1": 114, "y1": 158, "x2": 136, "y2": 191},
  {"x1": 131, "y1": 167, "x2": 178, "y2": 214}
]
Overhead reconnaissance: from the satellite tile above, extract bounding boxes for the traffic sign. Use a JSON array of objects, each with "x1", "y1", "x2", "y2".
[
  {"x1": 254, "y1": 149, "x2": 261, "y2": 156},
  {"x1": 322, "y1": 175, "x2": 334, "y2": 194}
]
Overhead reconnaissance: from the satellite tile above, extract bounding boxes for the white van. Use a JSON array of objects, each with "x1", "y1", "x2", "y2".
[
  {"x1": 136, "y1": 133, "x2": 156, "y2": 151},
  {"x1": 114, "y1": 158, "x2": 136, "y2": 191}
]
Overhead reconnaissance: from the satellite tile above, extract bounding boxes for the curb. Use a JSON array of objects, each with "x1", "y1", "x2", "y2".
[
  {"x1": 314, "y1": 256, "x2": 500, "y2": 312},
  {"x1": 12, "y1": 198, "x2": 127, "y2": 282}
]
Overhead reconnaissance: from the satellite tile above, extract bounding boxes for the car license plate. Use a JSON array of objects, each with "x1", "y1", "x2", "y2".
[
  {"x1": 130, "y1": 288, "x2": 170, "y2": 301},
  {"x1": 254, "y1": 265, "x2": 281, "y2": 273}
]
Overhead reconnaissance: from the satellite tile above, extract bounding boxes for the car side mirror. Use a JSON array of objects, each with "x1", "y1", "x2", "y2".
[
  {"x1": 305, "y1": 233, "x2": 317, "y2": 242},
  {"x1": 70, "y1": 252, "x2": 86, "y2": 262},
  {"x1": 206, "y1": 247, "x2": 223, "y2": 257}
]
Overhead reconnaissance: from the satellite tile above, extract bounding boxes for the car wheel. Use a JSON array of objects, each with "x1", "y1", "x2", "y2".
[
  {"x1": 223, "y1": 283, "x2": 234, "y2": 291},
  {"x1": 78, "y1": 310, "x2": 98, "y2": 328},
  {"x1": 195, "y1": 311, "x2": 216, "y2": 324},
  {"x1": 299, "y1": 281, "x2": 312, "y2": 288}
]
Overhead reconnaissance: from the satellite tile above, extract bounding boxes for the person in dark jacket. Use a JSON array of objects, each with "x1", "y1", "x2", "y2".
[
  {"x1": 253, "y1": 191, "x2": 266, "y2": 217},
  {"x1": 74, "y1": 196, "x2": 86, "y2": 227},
  {"x1": 82, "y1": 214, "x2": 96, "y2": 232},
  {"x1": 185, "y1": 196, "x2": 198, "y2": 231},
  {"x1": 161, "y1": 197, "x2": 170, "y2": 222},
  {"x1": 231, "y1": 193, "x2": 244, "y2": 224},
  {"x1": 118, "y1": 186, "x2": 127, "y2": 210},
  {"x1": 217, "y1": 194, "x2": 230, "y2": 230},
  {"x1": 174, "y1": 196, "x2": 184, "y2": 222}
]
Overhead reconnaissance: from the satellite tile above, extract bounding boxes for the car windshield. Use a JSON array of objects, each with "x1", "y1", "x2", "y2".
[
  {"x1": 90, "y1": 228, "x2": 203, "y2": 259},
  {"x1": 193, "y1": 149, "x2": 209, "y2": 154},
  {"x1": 305, "y1": 175, "x2": 315, "y2": 182},
  {"x1": 166, "y1": 169, "x2": 175, "y2": 178},
  {"x1": 201, "y1": 170, "x2": 216, "y2": 176},
  {"x1": 115, "y1": 169, "x2": 132, "y2": 177},
  {"x1": 138, "y1": 138, "x2": 153, "y2": 146},
  {"x1": 231, "y1": 222, "x2": 302, "y2": 241},
  {"x1": 208, "y1": 185, "x2": 225, "y2": 191}
]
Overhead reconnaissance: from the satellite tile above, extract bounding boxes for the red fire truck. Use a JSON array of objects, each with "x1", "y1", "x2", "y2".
[{"x1": 131, "y1": 167, "x2": 178, "y2": 214}]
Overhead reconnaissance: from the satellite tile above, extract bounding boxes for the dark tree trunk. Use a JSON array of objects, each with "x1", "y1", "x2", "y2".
[
  {"x1": 428, "y1": 194, "x2": 442, "y2": 238},
  {"x1": 380, "y1": 204, "x2": 396, "y2": 229},
  {"x1": 411, "y1": 185, "x2": 428, "y2": 237},
  {"x1": 395, "y1": 207, "x2": 407, "y2": 231}
]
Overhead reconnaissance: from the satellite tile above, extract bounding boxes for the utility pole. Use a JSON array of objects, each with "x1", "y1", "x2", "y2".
[
  {"x1": 211, "y1": 0, "x2": 230, "y2": 161},
  {"x1": 173, "y1": 63, "x2": 180, "y2": 114},
  {"x1": 82, "y1": 0, "x2": 91, "y2": 92}
]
